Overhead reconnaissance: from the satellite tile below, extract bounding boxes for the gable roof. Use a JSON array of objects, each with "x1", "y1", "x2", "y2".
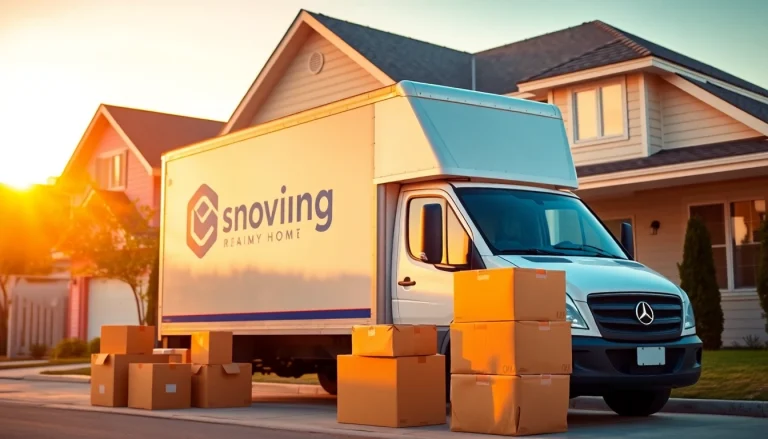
[{"x1": 680, "y1": 76, "x2": 768, "y2": 125}]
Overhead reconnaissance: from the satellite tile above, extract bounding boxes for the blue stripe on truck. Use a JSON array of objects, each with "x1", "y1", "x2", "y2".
[{"x1": 161, "y1": 308, "x2": 372, "y2": 323}]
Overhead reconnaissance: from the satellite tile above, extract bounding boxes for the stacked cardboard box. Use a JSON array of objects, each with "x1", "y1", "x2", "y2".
[
  {"x1": 189, "y1": 331, "x2": 253, "y2": 408},
  {"x1": 450, "y1": 268, "x2": 572, "y2": 436},
  {"x1": 337, "y1": 324, "x2": 446, "y2": 428},
  {"x1": 91, "y1": 325, "x2": 172, "y2": 408},
  {"x1": 153, "y1": 348, "x2": 191, "y2": 364}
]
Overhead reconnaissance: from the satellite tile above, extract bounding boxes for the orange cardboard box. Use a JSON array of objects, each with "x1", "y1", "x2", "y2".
[
  {"x1": 191, "y1": 363, "x2": 253, "y2": 408},
  {"x1": 352, "y1": 324, "x2": 437, "y2": 357},
  {"x1": 191, "y1": 331, "x2": 233, "y2": 365},
  {"x1": 337, "y1": 354, "x2": 446, "y2": 428},
  {"x1": 128, "y1": 363, "x2": 192, "y2": 410},
  {"x1": 450, "y1": 321, "x2": 572, "y2": 375},
  {"x1": 454, "y1": 268, "x2": 566, "y2": 323},
  {"x1": 153, "y1": 348, "x2": 191, "y2": 364},
  {"x1": 90, "y1": 353, "x2": 171, "y2": 407},
  {"x1": 450, "y1": 374, "x2": 569, "y2": 436},
  {"x1": 100, "y1": 325, "x2": 155, "y2": 355}
]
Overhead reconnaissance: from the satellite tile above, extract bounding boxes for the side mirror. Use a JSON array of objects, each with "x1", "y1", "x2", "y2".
[
  {"x1": 620, "y1": 222, "x2": 634, "y2": 260},
  {"x1": 420, "y1": 203, "x2": 443, "y2": 264}
]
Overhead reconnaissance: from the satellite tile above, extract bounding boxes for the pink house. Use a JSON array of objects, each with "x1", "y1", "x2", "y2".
[{"x1": 56, "y1": 104, "x2": 222, "y2": 341}]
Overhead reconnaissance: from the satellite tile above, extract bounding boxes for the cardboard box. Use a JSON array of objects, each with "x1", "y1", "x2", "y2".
[
  {"x1": 337, "y1": 354, "x2": 446, "y2": 428},
  {"x1": 153, "y1": 348, "x2": 191, "y2": 364},
  {"x1": 191, "y1": 331, "x2": 233, "y2": 365},
  {"x1": 450, "y1": 321, "x2": 572, "y2": 375},
  {"x1": 128, "y1": 363, "x2": 192, "y2": 410},
  {"x1": 454, "y1": 268, "x2": 566, "y2": 323},
  {"x1": 100, "y1": 325, "x2": 155, "y2": 355},
  {"x1": 90, "y1": 353, "x2": 171, "y2": 407},
  {"x1": 450, "y1": 374, "x2": 569, "y2": 436},
  {"x1": 191, "y1": 363, "x2": 253, "y2": 408},
  {"x1": 352, "y1": 324, "x2": 437, "y2": 357}
]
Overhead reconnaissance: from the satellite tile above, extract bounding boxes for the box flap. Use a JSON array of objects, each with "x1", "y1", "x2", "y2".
[
  {"x1": 94, "y1": 354, "x2": 110, "y2": 365},
  {"x1": 222, "y1": 364, "x2": 241, "y2": 375},
  {"x1": 191, "y1": 365, "x2": 203, "y2": 374}
]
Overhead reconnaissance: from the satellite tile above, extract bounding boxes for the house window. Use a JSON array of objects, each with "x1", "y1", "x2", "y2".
[
  {"x1": 95, "y1": 152, "x2": 127, "y2": 189},
  {"x1": 573, "y1": 81, "x2": 625, "y2": 142},
  {"x1": 689, "y1": 200, "x2": 766, "y2": 291}
]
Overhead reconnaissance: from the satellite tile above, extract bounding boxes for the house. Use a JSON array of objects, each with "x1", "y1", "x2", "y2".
[
  {"x1": 56, "y1": 104, "x2": 223, "y2": 341},
  {"x1": 219, "y1": 10, "x2": 768, "y2": 346}
]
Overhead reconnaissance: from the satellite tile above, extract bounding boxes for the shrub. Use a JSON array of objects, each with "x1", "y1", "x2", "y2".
[
  {"x1": 677, "y1": 215, "x2": 724, "y2": 350},
  {"x1": 89, "y1": 337, "x2": 100, "y2": 355},
  {"x1": 30, "y1": 343, "x2": 47, "y2": 359},
  {"x1": 757, "y1": 219, "x2": 768, "y2": 334},
  {"x1": 53, "y1": 338, "x2": 88, "y2": 359},
  {"x1": 742, "y1": 334, "x2": 763, "y2": 349}
]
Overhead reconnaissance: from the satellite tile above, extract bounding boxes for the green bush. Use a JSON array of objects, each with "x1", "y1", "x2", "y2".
[
  {"x1": 53, "y1": 338, "x2": 88, "y2": 359},
  {"x1": 678, "y1": 215, "x2": 724, "y2": 350},
  {"x1": 757, "y1": 219, "x2": 768, "y2": 334},
  {"x1": 30, "y1": 343, "x2": 47, "y2": 359},
  {"x1": 88, "y1": 337, "x2": 100, "y2": 355}
]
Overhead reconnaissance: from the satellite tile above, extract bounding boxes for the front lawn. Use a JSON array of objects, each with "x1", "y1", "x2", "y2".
[
  {"x1": 671, "y1": 349, "x2": 768, "y2": 401},
  {"x1": 0, "y1": 358, "x2": 90, "y2": 371},
  {"x1": 42, "y1": 367, "x2": 91, "y2": 376}
]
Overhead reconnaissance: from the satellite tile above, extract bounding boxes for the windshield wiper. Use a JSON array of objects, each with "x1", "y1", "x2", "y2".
[
  {"x1": 499, "y1": 248, "x2": 566, "y2": 256},
  {"x1": 552, "y1": 243, "x2": 621, "y2": 259}
]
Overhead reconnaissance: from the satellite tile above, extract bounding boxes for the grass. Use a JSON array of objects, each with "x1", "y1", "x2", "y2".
[
  {"x1": 42, "y1": 367, "x2": 91, "y2": 376},
  {"x1": 0, "y1": 357, "x2": 90, "y2": 371},
  {"x1": 41, "y1": 366, "x2": 322, "y2": 385},
  {"x1": 671, "y1": 349, "x2": 768, "y2": 401},
  {"x1": 0, "y1": 356, "x2": 33, "y2": 362}
]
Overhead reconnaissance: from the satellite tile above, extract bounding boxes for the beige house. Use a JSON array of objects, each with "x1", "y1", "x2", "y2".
[{"x1": 219, "y1": 10, "x2": 768, "y2": 345}]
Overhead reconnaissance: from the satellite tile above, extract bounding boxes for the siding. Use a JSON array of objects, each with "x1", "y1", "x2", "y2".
[
  {"x1": 660, "y1": 81, "x2": 761, "y2": 149},
  {"x1": 645, "y1": 74, "x2": 664, "y2": 154},
  {"x1": 553, "y1": 73, "x2": 644, "y2": 166},
  {"x1": 88, "y1": 126, "x2": 154, "y2": 210},
  {"x1": 582, "y1": 177, "x2": 768, "y2": 345},
  {"x1": 251, "y1": 31, "x2": 383, "y2": 126}
]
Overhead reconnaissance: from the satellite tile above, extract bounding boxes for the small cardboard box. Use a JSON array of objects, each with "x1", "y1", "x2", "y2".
[
  {"x1": 191, "y1": 331, "x2": 233, "y2": 365},
  {"x1": 100, "y1": 325, "x2": 155, "y2": 355},
  {"x1": 153, "y1": 348, "x2": 191, "y2": 364},
  {"x1": 191, "y1": 363, "x2": 253, "y2": 408},
  {"x1": 454, "y1": 268, "x2": 566, "y2": 323},
  {"x1": 128, "y1": 363, "x2": 192, "y2": 410},
  {"x1": 450, "y1": 374, "x2": 569, "y2": 436},
  {"x1": 90, "y1": 353, "x2": 171, "y2": 407},
  {"x1": 450, "y1": 321, "x2": 572, "y2": 375},
  {"x1": 352, "y1": 324, "x2": 437, "y2": 357},
  {"x1": 337, "y1": 354, "x2": 446, "y2": 428}
]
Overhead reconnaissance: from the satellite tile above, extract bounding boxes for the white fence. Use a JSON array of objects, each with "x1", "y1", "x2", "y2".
[{"x1": 6, "y1": 275, "x2": 69, "y2": 358}]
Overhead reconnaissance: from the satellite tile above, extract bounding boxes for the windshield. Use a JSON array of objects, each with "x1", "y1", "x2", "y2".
[{"x1": 455, "y1": 187, "x2": 628, "y2": 259}]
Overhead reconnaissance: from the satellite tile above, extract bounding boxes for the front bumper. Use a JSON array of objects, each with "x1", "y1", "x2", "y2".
[{"x1": 570, "y1": 334, "x2": 702, "y2": 397}]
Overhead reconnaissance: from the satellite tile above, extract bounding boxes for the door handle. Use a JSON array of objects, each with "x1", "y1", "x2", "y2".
[{"x1": 398, "y1": 277, "x2": 416, "y2": 287}]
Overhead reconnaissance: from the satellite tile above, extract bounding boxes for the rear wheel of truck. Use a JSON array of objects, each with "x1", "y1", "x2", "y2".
[
  {"x1": 603, "y1": 389, "x2": 671, "y2": 417},
  {"x1": 317, "y1": 368, "x2": 338, "y2": 395}
]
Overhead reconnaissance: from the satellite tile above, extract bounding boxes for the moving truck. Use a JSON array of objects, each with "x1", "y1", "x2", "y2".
[{"x1": 158, "y1": 81, "x2": 702, "y2": 417}]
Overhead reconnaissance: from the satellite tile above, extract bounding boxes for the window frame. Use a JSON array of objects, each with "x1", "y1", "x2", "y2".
[
  {"x1": 404, "y1": 193, "x2": 474, "y2": 270},
  {"x1": 687, "y1": 197, "x2": 766, "y2": 293},
  {"x1": 569, "y1": 76, "x2": 629, "y2": 147},
  {"x1": 95, "y1": 150, "x2": 128, "y2": 190}
]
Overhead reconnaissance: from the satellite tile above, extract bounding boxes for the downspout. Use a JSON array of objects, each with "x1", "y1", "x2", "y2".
[{"x1": 471, "y1": 55, "x2": 476, "y2": 90}]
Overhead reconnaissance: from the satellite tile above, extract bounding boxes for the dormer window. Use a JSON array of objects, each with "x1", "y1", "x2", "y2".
[
  {"x1": 572, "y1": 77, "x2": 628, "y2": 144},
  {"x1": 95, "y1": 151, "x2": 127, "y2": 190}
]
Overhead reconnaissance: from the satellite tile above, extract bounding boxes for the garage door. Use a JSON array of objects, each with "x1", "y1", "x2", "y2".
[{"x1": 87, "y1": 278, "x2": 141, "y2": 341}]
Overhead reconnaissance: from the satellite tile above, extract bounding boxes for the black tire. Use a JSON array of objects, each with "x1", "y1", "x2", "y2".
[
  {"x1": 603, "y1": 389, "x2": 671, "y2": 417},
  {"x1": 317, "y1": 368, "x2": 338, "y2": 395}
]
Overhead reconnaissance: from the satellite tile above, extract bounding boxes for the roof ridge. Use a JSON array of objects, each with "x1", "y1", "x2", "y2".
[
  {"x1": 518, "y1": 37, "x2": 626, "y2": 83},
  {"x1": 102, "y1": 103, "x2": 224, "y2": 124},
  {"x1": 473, "y1": 20, "x2": 601, "y2": 55},
  {"x1": 592, "y1": 20, "x2": 651, "y2": 56}
]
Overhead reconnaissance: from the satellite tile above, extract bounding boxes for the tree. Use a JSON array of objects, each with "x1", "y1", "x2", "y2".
[
  {"x1": 677, "y1": 215, "x2": 724, "y2": 350},
  {"x1": 757, "y1": 219, "x2": 768, "y2": 334},
  {"x1": 144, "y1": 254, "x2": 159, "y2": 327},
  {"x1": 59, "y1": 193, "x2": 158, "y2": 325}
]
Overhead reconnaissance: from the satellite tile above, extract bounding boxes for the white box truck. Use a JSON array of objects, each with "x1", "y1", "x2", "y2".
[{"x1": 159, "y1": 81, "x2": 701, "y2": 416}]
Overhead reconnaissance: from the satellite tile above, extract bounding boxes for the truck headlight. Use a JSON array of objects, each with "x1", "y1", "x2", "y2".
[
  {"x1": 566, "y1": 294, "x2": 588, "y2": 329},
  {"x1": 684, "y1": 299, "x2": 696, "y2": 330}
]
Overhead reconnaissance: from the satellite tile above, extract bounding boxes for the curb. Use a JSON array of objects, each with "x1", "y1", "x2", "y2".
[
  {"x1": 251, "y1": 382, "x2": 327, "y2": 395},
  {"x1": 570, "y1": 396, "x2": 768, "y2": 419}
]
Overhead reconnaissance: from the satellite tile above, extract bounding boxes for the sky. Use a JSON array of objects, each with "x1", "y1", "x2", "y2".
[{"x1": 1, "y1": 0, "x2": 766, "y2": 188}]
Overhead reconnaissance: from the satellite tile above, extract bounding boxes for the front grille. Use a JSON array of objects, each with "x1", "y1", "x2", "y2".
[{"x1": 587, "y1": 293, "x2": 683, "y2": 342}]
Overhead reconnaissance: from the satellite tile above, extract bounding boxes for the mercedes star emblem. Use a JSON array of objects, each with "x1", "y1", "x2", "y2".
[{"x1": 635, "y1": 301, "x2": 655, "y2": 326}]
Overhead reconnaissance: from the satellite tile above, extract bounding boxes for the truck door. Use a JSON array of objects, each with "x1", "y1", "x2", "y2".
[{"x1": 393, "y1": 189, "x2": 474, "y2": 325}]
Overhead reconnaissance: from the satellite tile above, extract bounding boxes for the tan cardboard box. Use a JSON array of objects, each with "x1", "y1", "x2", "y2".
[
  {"x1": 191, "y1": 331, "x2": 233, "y2": 365},
  {"x1": 450, "y1": 321, "x2": 572, "y2": 375},
  {"x1": 454, "y1": 268, "x2": 566, "y2": 323},
  {"x1": 450, "y1": 374, "x2": 569, "y2": 436},
  {"x1": 191, "y1": 363, "x2": 253, "y2": 408},
  {"x1": 100, "y1": 325, "x2": 155, "y2": 355},
  {"x1": 153, "y1": 348, "x2": 191, "y2": 364},
  {"x1": 128, "y1": 363, "x2": 192, "y2": 410},
  {"x1": 337, "y1": 354, "x2": 446, "y2": 428},
  {"x1": 90, "y1": 353, "x2": 171, "y2": 407},
  {"x1": 351, "y1": 324, "x2": 437, "y2": 357}
]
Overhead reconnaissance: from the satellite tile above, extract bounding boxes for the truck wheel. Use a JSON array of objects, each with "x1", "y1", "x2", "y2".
[
  {"x1": 317, "y1": 369, "x2": 338, "y2": 395},
  {"x1": 603, "y1": 389, "x2": 671, "y2": 417}
]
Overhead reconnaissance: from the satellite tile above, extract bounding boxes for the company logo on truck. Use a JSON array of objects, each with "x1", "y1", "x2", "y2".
[{"x1": 186, "y1": 183, "x2": 333, "y2": 258}]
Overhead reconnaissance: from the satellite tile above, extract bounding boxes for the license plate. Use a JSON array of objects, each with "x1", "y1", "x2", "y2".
[{"x1": 637, "y1": 347, "x2": 665, "y2": 366}]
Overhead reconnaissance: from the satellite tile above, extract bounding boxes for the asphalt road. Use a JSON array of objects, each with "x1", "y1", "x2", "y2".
[{"x1": 0, "y1": 402, "x2": 361, "y2": 439}]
